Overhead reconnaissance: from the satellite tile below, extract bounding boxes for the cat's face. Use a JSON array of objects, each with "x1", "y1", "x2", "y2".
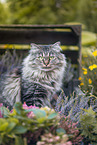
[{"x1": 29, "y1": 42, "x2": 65, "y2": 72}]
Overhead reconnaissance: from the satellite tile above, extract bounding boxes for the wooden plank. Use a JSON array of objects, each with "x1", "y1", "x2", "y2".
[
  {"x1": 0, "y1": 30, "x2": 78, "y2": 45},
  {"x1": 0, "y1": 24, "x2": 81, "y2": 34},
  {"x1": 62, "y1": 50, "x2": 78, "y2": 64}
]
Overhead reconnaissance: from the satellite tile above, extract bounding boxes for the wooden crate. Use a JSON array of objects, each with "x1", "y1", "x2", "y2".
[{"x1": 0, "y1": 24, "x2": 82, "y2": 94}]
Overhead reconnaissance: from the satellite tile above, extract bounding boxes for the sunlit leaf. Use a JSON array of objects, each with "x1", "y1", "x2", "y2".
[{"x1": 31, "y1": 109, "x2": 46, "y2": 118}]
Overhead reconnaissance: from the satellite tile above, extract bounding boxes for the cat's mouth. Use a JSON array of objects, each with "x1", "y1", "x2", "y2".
[
  {"x1": 41, "y1": 66, "x2": 53, "y2": 71},
  {"x1": 42, "y1": 66, "x2": 51, "y2": 69}
]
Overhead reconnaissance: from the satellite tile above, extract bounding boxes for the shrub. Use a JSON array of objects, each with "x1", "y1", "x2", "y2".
[
  {"x1": 79, "y1": 106, "x2": 97, "y2": 144},
  {"x1": 55, "y1": 88, "x2": 97, "y2": 122},
  {"x1": 0, "y1": 102, "x2": 73, "y2": 145},
  {"x1": 60, "y1": 116, "x2": 83, "y2": 144}
]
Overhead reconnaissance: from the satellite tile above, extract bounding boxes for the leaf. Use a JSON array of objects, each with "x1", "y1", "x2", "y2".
[
  {"x1": 0, "y1": 106, "x2": 9, "y2": 117},
  {"x1": 31, "y1": 109, "x2": 46, "y2": 118},
  {"x1": 56, "y1": 128, "x2": 66, "y2": 135},
  {"x1": 0, "y1": 122, "x2": 8, "y2": 131},
  {"x1": 47, "y1": 113, "x2": 58, "y2": 119},
  {"x1": 6, "y1": 118, "x2": 19, "y2": 133},
  {"x1": 12, "y1": 125, "x2": 28, "y2": 134},
  {"x1": 14, "y1": 102, "x2": 23, "y2": 115},
  {"x1": 83, "y1": 106, "x2": 96, "y2": 117},
  {"x1": 7, "y1": 122, "x2": 17, "y2": 133},
  {"x1": 37, "y1": 117, "x2": 46, "y2": 123}
]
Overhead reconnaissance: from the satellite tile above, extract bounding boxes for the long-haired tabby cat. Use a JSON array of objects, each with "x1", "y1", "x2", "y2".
[{"x1": 1, "y1": 42, "x2": 66, "y2": 108}]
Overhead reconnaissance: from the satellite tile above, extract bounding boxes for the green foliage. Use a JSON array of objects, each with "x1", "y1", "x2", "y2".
[
  {"x1": 82, "y1": 31, "x2": 96, "y2": 46},
  {"x1": 77, "y1": 0, "x2": 97, "y2": 32},
  {"x1": 0, "y1": 2, "x2": 11, "y2": 24},
  {"x1": 0, "y1": 0, "x2": 97, "y2": 33},
  {"x1": 0, "y1": 102, "x2": 70, "y2": 145},
  {"x1": 6, "y1": 0, "x2": 78, "y2": 24},
  {"x1": 55, "y1": 88, "x2": 97, "y2": 144},
  {"x1": 80, "y1": 48, "x2": 97, "y2": 96},
  {"x1": 80, "y1": 106, "x2": 97, "y2": 143}
]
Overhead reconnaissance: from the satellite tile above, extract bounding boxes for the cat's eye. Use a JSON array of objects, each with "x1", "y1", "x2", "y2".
[{"x1": 39, "y1": 56, "x2": 43, "y2": 60}]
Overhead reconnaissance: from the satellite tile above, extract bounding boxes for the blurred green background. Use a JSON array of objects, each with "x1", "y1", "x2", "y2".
[{"x1": 0, "y1": 0, "x2": 97, "y2": 31}]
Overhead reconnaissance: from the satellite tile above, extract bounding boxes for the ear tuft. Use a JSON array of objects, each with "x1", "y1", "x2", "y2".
[
  {"x1": 30, "y1": 43, "x2": 40, "y2": 49},
  {"x1": 30, "y1": 43, "x2": 40, "y2": 53},
  {"x1": 52, "y1": 41, "x2": 62, "y2": 52},
  {"x1": 53, "y1": 41, "x2": 61, "y2": 46}
]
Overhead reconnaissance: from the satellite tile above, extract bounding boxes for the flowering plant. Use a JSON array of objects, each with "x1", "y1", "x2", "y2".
[
  {"x1": 80, "y1": 49, "x2": 97, "y2": 96},
  {"x1": 0, "y1": 102, "x2": 74, "y2": 145}
]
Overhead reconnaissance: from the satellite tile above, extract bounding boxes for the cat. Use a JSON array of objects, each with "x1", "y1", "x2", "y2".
[{"x1": 0, "y1": 42, "x2": 66, "y2": 108}]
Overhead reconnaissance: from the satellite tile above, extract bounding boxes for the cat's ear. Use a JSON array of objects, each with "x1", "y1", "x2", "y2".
[
  {"x1": 30, "y1": 43, "x2": 40, "y2": 53},
  {"x1": 52, "y1": 41, "x2": 62, "y2": 52},
  {"x1": 30, "y1": 43, "x2": 40, "y2": 49},
  {"x1": 53, "y1": 41, "x2": 61, "y2": 46}
]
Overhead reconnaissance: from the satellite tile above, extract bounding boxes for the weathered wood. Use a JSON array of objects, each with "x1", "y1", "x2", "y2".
[
  {"x1": 62, "y1": 50, "x2": 78, "y2": 64},
  {"x1": 0, "y1": 24, "x2": 81, "y2": 35},
  {"x1": 0, "y1": 30, "x2": 78, "y2": 45},
  {"x1": 0, "y1": 24, "x2": 81, "y2": 45}
]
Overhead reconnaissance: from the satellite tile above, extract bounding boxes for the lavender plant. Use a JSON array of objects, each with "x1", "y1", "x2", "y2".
[{"x1": 55, "y1": 88, "x2": 97, "y2": 123}]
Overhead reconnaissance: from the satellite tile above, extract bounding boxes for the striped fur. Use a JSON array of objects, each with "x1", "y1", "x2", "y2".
[{"x1": 21, "y1": 42, "x2": 66, "y2": 107}]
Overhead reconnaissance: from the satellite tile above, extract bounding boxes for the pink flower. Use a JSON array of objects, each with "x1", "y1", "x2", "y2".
[
  {"x1": 65, "y1": 141, "x2": 72, "y2": 145},
  {"x1": 22, "y1": 102, "x2": 39, "y2": 119},
  {"x1": 27, "y1": 111, "x2": 35, "y2": 118},
  {"x1": 23, "y1": 102, "x2": 39, "y2": 110},
  {"x1": 0, "y1": 103, "x2": 3, "y2": 107},
  {"x1": 28, "y1": 104, "x2": 39, "y2": 109},
  {"x1": 23, "y1": 102, "x2": 29, "y2": 110}
]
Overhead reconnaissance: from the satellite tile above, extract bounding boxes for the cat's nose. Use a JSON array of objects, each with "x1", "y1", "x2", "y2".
[{"x1": 43, "y1": 58, "x2": 50, "y2": 66}]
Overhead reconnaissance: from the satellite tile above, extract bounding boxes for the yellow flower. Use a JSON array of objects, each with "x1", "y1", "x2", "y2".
[
  {"x1": 88, "y1": 78, "x2": 92, "y2": 84},
  {"x1": 82, "y1": 68, "x2": 87, "y2": 71},
  {"x1": 78, "y1": 77, "x2": 82, "y2": 81},
  {"x1": 89, "y1": 64, "x2": 97, "y2": 71},
  {"x1": 80, "y1": 82, "x2": 84, "y2": 86},
  {"x1": 92, "y1": 50, "x2": 97, "y2": 57},
  {"x1": 82, "y1": 68, "x2": 87, "y2": 75},
  {"x1": 83, "y1": 71, "x2": 87, "y2": 75}
]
